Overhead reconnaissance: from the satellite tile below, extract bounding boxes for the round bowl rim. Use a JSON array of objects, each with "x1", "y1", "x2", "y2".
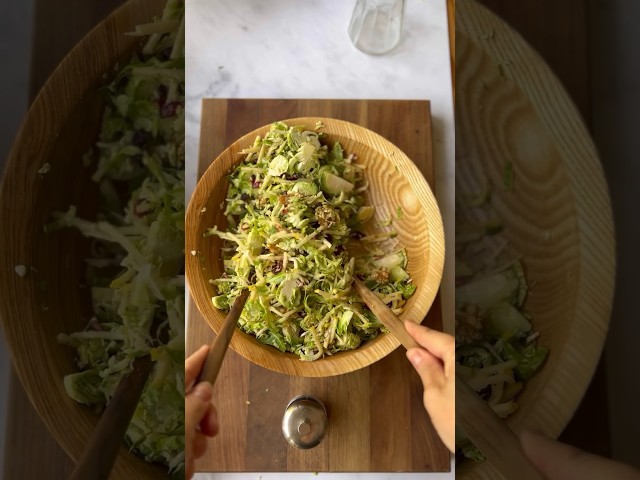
[{"x1": 186, "y1": 116, "x2": 445, "y2": 377}]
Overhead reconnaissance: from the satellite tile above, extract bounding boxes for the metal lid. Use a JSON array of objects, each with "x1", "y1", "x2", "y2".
[{"x1": 282, "y1": 395, "x2": 328, "y2": 449}]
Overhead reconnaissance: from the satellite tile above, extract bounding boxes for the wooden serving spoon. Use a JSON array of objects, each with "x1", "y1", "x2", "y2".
[
  {"x1": 70, "y1": 290, "x2": 250, "y2": 479},
  {"x1": 353, "y1": 278, "x2": 544, "y2": 480},
  {"x1": 353, "y1": 278, "x2": 419, "y2": 350},
  {"x1": 195, "y1": 288, "x2": 250, "y2": 385},
  {"x1": 70, "y1": 322, "x2": 167, "y2": 480}
]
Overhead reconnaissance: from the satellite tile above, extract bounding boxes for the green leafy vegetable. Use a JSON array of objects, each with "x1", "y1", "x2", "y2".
[
  {"x1": 501, "y1": 341, "x2": 549, "y2": 380},
  {"x1": 207, "y1": 122, "x2": 416, "y2": 360}
]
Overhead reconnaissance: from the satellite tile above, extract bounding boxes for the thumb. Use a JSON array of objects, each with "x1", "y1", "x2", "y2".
[
  {"x1": 520, "y1": 430, "x2": 640, "y2": 480},
  {"x1": 406, "y1": 348, "x2": 445, "y2": 389},
  {"x1": 185, "y1": 381, "x2": 214, "y2": 433}
]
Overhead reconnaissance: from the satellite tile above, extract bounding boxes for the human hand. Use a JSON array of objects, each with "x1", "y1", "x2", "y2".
[
  {"x1": 185, "y1": 345, "x2": 219, "y2": 479},
  {"x1": 404, "y1": 321, "x2": 455, "y2": 452},
  {"x1": 521, "y1": 430, "x2": 640, "y2": 479}
]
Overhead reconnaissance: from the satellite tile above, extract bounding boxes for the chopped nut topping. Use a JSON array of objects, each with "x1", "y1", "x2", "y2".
[{"x1": 455, "y1": 305, "x2": 483, "y2": 345}]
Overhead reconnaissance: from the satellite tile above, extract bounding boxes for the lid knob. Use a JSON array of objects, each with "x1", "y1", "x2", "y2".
[
  {"x1": 282, "y1": 395, "x2": 328, "y2": 449},
  {"x1": 298, "y1": 420, "x2": 311, "y2": 436}
]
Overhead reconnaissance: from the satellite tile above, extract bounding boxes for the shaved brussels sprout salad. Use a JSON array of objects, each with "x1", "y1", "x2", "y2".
[
  {"x1": 207, "y1": 121, "x2": 416, "y2": 361},
  {"x1": 50, "y1": 1, "x2": 185, "y2": 476},
  {"x1": 455, "y1": 180, "x2": 549, "y2": 462}
]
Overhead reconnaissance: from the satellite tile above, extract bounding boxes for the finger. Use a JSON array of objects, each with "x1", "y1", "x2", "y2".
[
  {"x1": 192, "y1": 431, "x2": 209, "y2": 459},
  {"x1": 185, "y1": 431, "x2": 208, "y2": 480},
  {"x1": 185, "y1": 345, "x2": 210, "y2": 390},
  {"x1": 185, "y1": 461, "x2": 195, "y2": 480},
  {"x1": 185, "y1": 381, "x2": 214, "y2": 434},
  {"x1": 404, "y1": 321, "x2": 454, "y2": 361},
  {"x1": 406, "y1": 348, "x2": 445, "y2": 390},
  {"x1": 521, "y1": 430, "x2": 640, "y2": 480},
  {"x1": 200, "y1": 403, "x2": 219, "y2": 437}
]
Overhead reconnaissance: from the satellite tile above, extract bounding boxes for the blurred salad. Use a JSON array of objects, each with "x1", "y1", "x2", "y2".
[
  {"x1": 455, "y1": 179, "x2": 548, "y2": 462},
  {"x1": 206, "y1": 121, "x2": 415, "y2": 360},
  {"x1": 49, "y1": 0, "x2": 185, "y2": 476}
]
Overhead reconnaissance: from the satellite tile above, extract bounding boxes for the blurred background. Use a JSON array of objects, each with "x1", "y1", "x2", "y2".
[
  {"x1": 475, "y1": 0, "x2": 639, "y2": 467},
  {"x1": 0, "y1": 2, "x2": 128, "y2": 475},
  {"x1": 0, "y1": 0, "x2": 35, "y2": 472},
  {"x1": 0, "y1": 0, "x2": 638, "y2": 476}
]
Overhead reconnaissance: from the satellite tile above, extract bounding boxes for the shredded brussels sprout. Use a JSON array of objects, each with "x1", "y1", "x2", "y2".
[{"x1": 206, "y1": 121, "x2": 416, "y2": 361}]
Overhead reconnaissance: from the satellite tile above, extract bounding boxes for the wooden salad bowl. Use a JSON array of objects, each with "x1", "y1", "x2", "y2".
[
  {"x1": 0, "y1": 0, "x2": 167, "y2": 478},
  {"x1": 186, "y1": 117, "x2": 445, "y2": 377},
  {"x1": 456, "y1": 1, "x2": 615, "y2": 478}
]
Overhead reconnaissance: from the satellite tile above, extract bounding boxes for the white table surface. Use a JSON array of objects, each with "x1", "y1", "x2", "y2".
[
  {"x1": 185, "y1": 0, "x2": 455, "y2": 478},
  {"x1": 185, "y1": 0, "x2": 455, "y2": 326}
]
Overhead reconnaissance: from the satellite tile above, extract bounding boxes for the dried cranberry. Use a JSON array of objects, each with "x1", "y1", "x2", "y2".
[
  {"x1": 160, "y1": 101, "x2": 182, "y2": 118},
  {"x1": 156, "y1": 85, "x2": 168, "y2": 105},
  {"x1": 271, "y1": 261, "x2": 283, "y2": 274}
]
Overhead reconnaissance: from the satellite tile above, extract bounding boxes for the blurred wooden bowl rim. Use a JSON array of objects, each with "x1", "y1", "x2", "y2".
[
  {"x1": 456, "y1": 1, "x2": 615, "y2": 478},
  {"x1": 0, "y1": 0, "x2": 168, "y2": 478}
]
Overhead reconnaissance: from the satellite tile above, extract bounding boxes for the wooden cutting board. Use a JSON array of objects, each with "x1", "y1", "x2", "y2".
[{"x1": 187, "y1": 98, "x2": 450, "y2": 473}]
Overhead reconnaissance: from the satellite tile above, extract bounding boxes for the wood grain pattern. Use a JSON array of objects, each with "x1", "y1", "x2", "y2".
[
  {"x1": 29, "y1": 0, "x2": 127, "y2": 97},
  {"x1": 456, "y1": 1, "x2": 615, "y2": 478},
  {"x1": 0, "y1": 1, "x2": 168, "y2": 479},
  {"x1": 4, "y1": 369, "x2": 75, "y2": 478},
  {"x1": 186, "y1": 114, "x2": 445, "y2": 377},
  {"x1": 186, "y1": 99, "x2": 450, "y2": 472},
  {"x1": 4, "y1": 0, "x2": 126, "y2": 476},
  {"x1": 474, "y1": 0, "x2": 613, "y2": 457},
  {"x1": 477, "y1": 0, "x2": 590, "y2": 120}
]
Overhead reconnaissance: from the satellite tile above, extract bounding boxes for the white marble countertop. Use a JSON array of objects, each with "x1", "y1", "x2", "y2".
[
  {"x1": 186, "y1": 0, "x2": 455, "y2": 327},
  {"x1": 186, "y1": 0, "x2": 454, "y2": 477}
]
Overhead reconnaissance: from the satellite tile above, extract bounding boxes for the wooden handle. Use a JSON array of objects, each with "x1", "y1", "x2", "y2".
[
  {"x1": 456, "y1": 375, "x2": 545, "y2": 480},
  {"x1": 353, "y1": 279, "x2": 420, "y2": 350},
  {"x1": 196, "y1": 289, "x2": 250, "y2": 386},
  {"x1": 69, "y1": 355, "x2": 154, "y2": 480}
]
